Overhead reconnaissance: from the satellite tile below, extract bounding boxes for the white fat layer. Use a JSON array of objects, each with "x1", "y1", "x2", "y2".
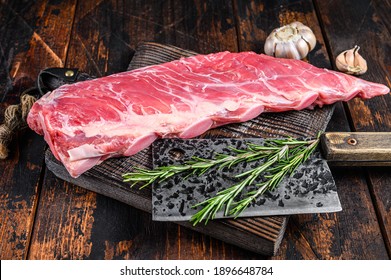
[
  {"x1": 68, "y1": 144, "x2": 102, "y2": 161},
  {"x1": 59, "y1": 100, "x2": 237, "y2": 138}
]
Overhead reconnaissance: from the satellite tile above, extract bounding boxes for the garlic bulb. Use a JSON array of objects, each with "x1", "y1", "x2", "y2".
[
  {"x1": 264, "y1": 21, "x2": 316, "y2": 60},
  {"x1": 335, "y1": 46, "x2": 367, "y2": 75}
]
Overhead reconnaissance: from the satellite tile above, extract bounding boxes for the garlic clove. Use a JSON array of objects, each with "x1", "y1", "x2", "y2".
[
  {"x1": 354, "y1": 48, "x2": 367, "y2": 75},
  {"x1": 336, "y1": 46, "x2": 368, "y2": 75},
  {"x1": 264, "y1": 35, "x2": 277, "y2": 56},
  {"x1": 296, "y1": 38, "x2": 310, "y2": 59},
  {"x1": 299, "y1": 28, "x2": 316, "y2": 50},
  {"x1": 275, "y1": 41, "x2": 301, "y2": 60},
  {"x1": 344, "y1": 48, "x2": 355, "y2": 67},
  {"x1": 274, "y1": 42, "x2": 286, "y2": 58},
  {"x1": 335, "y1": 55, "x2": 348, "y2": 72}
]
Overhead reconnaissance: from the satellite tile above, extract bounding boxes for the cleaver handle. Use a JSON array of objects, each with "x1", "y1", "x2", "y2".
[{"x1": 321, "y1": 132, "x2": 391, "y2": 166}]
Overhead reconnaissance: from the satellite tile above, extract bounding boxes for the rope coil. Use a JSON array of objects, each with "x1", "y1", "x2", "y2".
[{"x1": 0, "y1": 93, "x2": 37, "y2": 159}]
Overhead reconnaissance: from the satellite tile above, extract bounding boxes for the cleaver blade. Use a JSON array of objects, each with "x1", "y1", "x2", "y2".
[
  {"x1": 152, "y1": 137, "x2": 336, "y2": 222},
  {"x1": 151, "y1": 132, "x2": 391, "y2": 222}
]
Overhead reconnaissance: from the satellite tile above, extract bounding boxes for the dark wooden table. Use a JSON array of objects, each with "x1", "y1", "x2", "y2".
[{"x1": 1, "y1": 0, "x2": 390, "y2": 260}]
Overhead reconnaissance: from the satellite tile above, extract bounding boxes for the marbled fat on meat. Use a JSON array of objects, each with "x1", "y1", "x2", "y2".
[{"x1": 27, "y1": 52, "x2": 389, "y2": 177}]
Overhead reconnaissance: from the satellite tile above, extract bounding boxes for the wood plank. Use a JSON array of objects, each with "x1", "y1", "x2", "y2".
[
  {"x1": 0, "y1": 0, "x2": 76, "y2": 259},
  {"x1": 65, "y1": 0, "x2": 238, "y2": 77},
  {"x1": 28, "y1": 0, "x2": 264, "y2": 260},
  {"x1": 315, "y1": 0, "x2": 391, "y2": 258}
]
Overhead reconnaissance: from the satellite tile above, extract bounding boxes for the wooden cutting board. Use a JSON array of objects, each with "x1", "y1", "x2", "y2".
[{"x1": 45, "y1": 42, "x2": 335, "y2": 256}]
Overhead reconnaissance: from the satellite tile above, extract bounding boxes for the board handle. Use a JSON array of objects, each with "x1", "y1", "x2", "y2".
[{"x1": 321, "y1": 132, "x2": 391, "y2": 166}]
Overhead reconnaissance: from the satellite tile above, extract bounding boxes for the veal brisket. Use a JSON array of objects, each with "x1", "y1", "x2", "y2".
[{"x1": 27, "y1": 52, "x2": 390, "y2": 177}]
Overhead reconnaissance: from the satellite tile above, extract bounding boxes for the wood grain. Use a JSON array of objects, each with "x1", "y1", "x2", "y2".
[
  {"x1": 322, "y1": 132, "x2": 391, "y2": 164},
  {"x1": 315, "y1": 0, "x2": 391, "y2": 258},
  {"x1": 28, "y1": 172, "x2": 97, "y2": 260},
  {"x1": 0, "y1": 0, "x2": 76, "y2": 259}
]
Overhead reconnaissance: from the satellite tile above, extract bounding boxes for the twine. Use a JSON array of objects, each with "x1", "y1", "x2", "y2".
[{"x1": 0, "y1": 93, "x2": 37, "y2": 159}]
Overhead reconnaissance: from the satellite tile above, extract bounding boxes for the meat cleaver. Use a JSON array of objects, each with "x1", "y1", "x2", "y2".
[{"x1": 152, "y1": 132, "x2": 391, "y2": 222}]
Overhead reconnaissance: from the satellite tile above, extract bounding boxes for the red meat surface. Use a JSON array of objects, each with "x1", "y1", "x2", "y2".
[{"x1": 27, "y1": 52, "x2": 389, "y2": 177}]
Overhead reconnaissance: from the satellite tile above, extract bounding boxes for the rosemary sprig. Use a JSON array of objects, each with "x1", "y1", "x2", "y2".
[
  {"x1": 189, "y1": 145, "x2": 289, "y2": 225},
  {"x1": 122, "y1": 143, "x2": 280, "y2": 188},
  {"x1": 122, "y1": 133, "x2": 322, "y2": 225},
  {"x1": 226, "y1": 136, "x2": 320, "y2": 219},
  {"x1": 189, "y1": 136, "x2": 321, "y2": 225}
]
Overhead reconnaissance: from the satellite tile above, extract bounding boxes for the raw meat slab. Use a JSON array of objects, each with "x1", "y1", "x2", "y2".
[{"x1": 29, "y1": 46, "x2": 388, "y2": 178}]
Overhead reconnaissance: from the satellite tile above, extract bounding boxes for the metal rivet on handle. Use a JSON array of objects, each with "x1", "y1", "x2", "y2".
[
  {"x1": 65, "y1": 70, "x2": 75, "y2": 77},
  {"x1": 347, "y1": 138, "x2": 357, "y2": 146}
]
